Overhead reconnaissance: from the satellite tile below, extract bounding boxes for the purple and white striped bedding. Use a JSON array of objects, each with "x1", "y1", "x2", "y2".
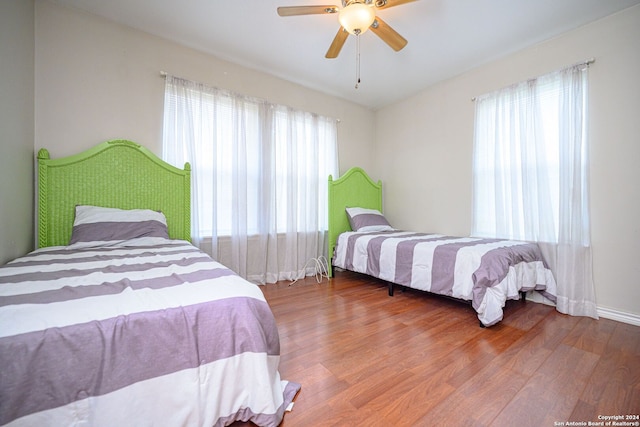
[
  {"x1": 0, "y1": 238, "x2": 299, "y2": 427},
  {"x1": 333, "y1": 231, "x2": 557, "y2": 326}
]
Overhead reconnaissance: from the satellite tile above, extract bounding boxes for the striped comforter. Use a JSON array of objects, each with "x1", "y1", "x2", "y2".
[
  {"x1": 333, "y1": 231, "x2": 557, "y2": 326},
  {"x1": 0, "y1": 238, "x2": 299, "y2": 427}
]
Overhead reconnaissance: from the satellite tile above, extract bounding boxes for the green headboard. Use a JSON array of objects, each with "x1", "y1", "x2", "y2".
[
  {"x1": 37, "y1": 139, "x2": 191, "y2": 248},
  {"x1": 327, "y1": 167, "x2": 383, "y2": 277}
]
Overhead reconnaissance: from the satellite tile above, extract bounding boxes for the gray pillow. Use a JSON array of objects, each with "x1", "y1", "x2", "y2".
[
  {"x1": 345, "y1": 207, "x2": 394, "y2": 232},
  {"x1": 69, "y1": 205, "x2": 169, "y2": 245}
]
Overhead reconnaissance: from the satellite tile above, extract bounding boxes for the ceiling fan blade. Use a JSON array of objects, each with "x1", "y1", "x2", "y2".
[
  {"x1": 370, "y1": 17, "x2": 408, "y2": 51},
  {"x1": 325, "y1": 27, "x2": 349, "y2": 58},
  {"x1": 373, "y1": 0, "x2": 417, "y2": 10},
  {"x1": 277, "y1": 5, "x2": 339, "y2": 16}
]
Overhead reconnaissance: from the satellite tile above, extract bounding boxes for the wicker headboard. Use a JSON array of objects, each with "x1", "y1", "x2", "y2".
[
  {"x1": 37, "y1": 139, "x2": 191, "y2": 248},
  {"x1": 327, "y1": 167, "x2": 383, "y2": 276}
]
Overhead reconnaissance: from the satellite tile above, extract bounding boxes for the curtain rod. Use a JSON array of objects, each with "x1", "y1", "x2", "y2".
[
  {"x1": 158, "y1": 70, "x2": 342, "y2": 123},
  {"x1": 471, "y1": 57, "x2": 595, "y2": 102}
]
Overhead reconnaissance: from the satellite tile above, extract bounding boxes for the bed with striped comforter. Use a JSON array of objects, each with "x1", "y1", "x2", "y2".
[
  {"x1": 0, "y1": 237, "x2": 299, "y2": 427},
  {"x1": 333, "y1": 231, "x2": 557, "y2": 326}
]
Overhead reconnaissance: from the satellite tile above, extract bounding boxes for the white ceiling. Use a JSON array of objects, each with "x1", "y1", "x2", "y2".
[{"x1": 51, "y1": 0, "x2": 640, "y2": 110}]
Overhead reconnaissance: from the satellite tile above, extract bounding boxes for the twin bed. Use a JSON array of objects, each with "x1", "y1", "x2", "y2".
[
  {"x1": 328, "y1": 167, "x2": 557, "y2": 327},
  {"x1": 0, "y1": 140, "x2": 299, "y2": 427}
]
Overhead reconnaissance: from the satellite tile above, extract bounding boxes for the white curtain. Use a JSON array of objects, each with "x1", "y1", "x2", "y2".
[
  {"x1": 472, "y1": 63, "x2": 598, "y2": 319},
  {"x1": 162, "y1": 75, "x2": 338, "y2": 284}
]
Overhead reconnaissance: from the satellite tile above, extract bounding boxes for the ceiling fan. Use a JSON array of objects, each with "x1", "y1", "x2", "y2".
[{"x1": 277, "y1": 0, "x2": 415, "y2": 59}]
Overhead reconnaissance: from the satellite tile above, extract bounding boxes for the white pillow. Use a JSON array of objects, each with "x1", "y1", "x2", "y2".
[{"x1": 345, "y1": 207, "x2": 394, "y2": 232}]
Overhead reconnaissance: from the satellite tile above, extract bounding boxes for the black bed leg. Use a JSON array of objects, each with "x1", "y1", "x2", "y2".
[
  {"x1": 479, "y1": 320, "x2": 486, "y2": 328},
  {"x1": 388, "y1": 282, "x2": 394, "y2": 296}
]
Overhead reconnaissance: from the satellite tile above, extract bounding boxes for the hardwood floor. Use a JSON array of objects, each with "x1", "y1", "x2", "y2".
[{"x1": 237, "y1": 270, "x2": 640, "y2": 427}]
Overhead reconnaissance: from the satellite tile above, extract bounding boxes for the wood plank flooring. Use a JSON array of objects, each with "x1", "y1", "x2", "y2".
[{"x1": 236, "y1": 270, "x2": 640, "y2": 427}]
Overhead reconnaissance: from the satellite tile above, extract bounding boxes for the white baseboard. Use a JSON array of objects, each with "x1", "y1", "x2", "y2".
[
  {"x1": 526, "y1": 293, "x2": 640, "y2": 327},
  {"x1": 597, "y1": 306, "x2": 640, "y2": 327}
]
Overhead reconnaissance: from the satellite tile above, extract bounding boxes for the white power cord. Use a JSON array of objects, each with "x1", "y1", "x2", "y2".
[{"x1": 289, "y1": 256, "x2": 329, "y2": 285}]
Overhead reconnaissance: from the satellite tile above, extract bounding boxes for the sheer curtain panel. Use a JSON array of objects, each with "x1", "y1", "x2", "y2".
[
  {"x1": 162, "y1": 75, "x2": 338, "y2": 284},
  {"x1": 472, "y1": 62, "x2": 598, "y2": 319}
]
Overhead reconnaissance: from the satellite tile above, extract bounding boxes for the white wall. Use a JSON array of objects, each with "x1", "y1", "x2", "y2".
[
  {"x1": 375, "y1": 6, "x2": 640, "y2": 319},
  {"x1": 0, "y1": 0, "x2": 35, "y2": 265},
  {"x1": 34, "y1": 0, "x2": 375, "y2": 174}
]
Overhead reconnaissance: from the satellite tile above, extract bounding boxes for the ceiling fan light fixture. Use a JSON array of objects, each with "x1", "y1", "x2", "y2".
[{"x1": 338, "y1": 2, "x2": 375, "y2": 35}]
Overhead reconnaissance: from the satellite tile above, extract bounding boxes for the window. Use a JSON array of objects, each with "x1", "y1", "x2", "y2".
[
  {"x1": 472, "y1": 66, "x2": 588, "y2": 244},
  {"x1": 162, "y1": 75, "x2": 338, "y2": 282}
]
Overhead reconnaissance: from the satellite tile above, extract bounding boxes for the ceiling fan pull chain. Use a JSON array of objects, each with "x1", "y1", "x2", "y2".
[{"x1": 355, "y1": 33, "x2": 361, "y2": 89}]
